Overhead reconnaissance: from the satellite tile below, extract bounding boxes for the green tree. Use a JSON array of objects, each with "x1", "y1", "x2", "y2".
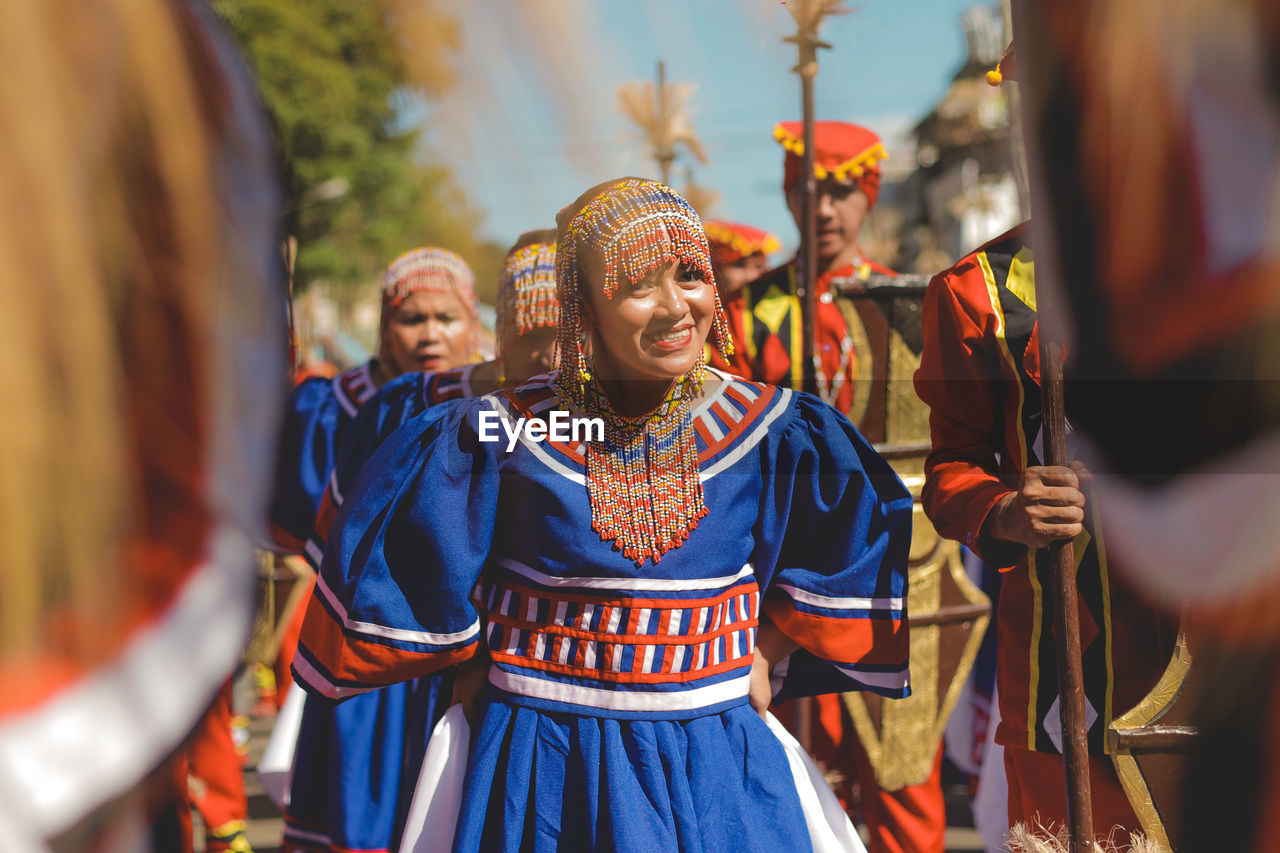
[{"x1": 210, "y1": 0, "x2": 504, "y2": 301}]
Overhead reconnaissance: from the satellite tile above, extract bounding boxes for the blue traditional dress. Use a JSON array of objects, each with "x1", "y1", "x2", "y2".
[
  {"x1": 269, "y1": 360, "x2": 384, "y2": 554},
  {"x1": 285, "y1": 363, "x2": 480, "y2": 853},
  {"x1": 295, "y1": 369, "x2": 912, "y2": 853}
]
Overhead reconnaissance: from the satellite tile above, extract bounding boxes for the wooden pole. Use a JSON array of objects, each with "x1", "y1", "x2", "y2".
[
  {"x1": 784, "y1": 24, "x2": 826, "y2": 398},
  {"x1": 1039, "y1": 331, "x2": 1096, "y2": 851},
  {"x1": 656, "y1": 61, "x2": 673, "y2": 187},
  {"x1": 1010, "y1": 0, "x2": 1096, "y2": 840},
  {"x1": 798, "y1": 65, "x2": 818, "y2": 396},
  {"x1": 784, "y1": 15, "x2": 835, "y2": 398},
  {"x1": 784, "y1": 10, "x2": 837, "y2": 749}
]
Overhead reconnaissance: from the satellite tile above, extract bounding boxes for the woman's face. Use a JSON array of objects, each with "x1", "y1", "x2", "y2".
[
  {"x1": 581, "y1": 243, "x2": 715, "y2": 385},
  {"x1": 714, "y1": 252, "x2": 769, "y2": 299},
  {"x1": 502, "y1": 326, "x2": 559, "y2": 382},
  {"x1": 382, "y1": 289, "x2": 475, "y2": 375}
]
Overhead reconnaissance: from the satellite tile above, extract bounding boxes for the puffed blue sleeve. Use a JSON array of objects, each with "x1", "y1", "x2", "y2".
[
  {"x1": 293, "y1": 397, "x2": 499, "y2": 700},
  {"x1": 304, "y1": 371, "x2": 426, "y2": 568},
  {"x1": 755, "y1": 392, "x2": 913, "y2": 701},
  {"x1": 267, "y1": 376, "x2": 343, "y2": 553}
]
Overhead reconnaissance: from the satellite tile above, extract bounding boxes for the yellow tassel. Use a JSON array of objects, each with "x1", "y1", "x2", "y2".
[
  {"x1": 814, "y1": 166, "x2": 828, "y2": 179},
  {"x1": 986, "y1": 69, "x2": 1003, "y2": 86}
]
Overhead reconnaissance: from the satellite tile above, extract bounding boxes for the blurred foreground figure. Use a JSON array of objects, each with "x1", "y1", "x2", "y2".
[
  {"x1": 1016, "y1": 2, "x2": 1280, "y2": 850},
  {"x1": 0, "y1": 1, "x2": 285, "y2": 850}
]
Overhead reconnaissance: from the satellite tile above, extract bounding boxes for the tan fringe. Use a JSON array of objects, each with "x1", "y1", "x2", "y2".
[{"x1": 1007, "y1": 820, "x2": 1170, "y2": 853}]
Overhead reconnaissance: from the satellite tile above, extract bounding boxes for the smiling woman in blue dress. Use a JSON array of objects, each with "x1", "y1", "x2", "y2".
[{"x1": 295, "y1": 178, "x2": 913, "y2": 852}]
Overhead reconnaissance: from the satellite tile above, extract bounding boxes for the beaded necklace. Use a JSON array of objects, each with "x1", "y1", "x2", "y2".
[
  {"x1": 574, "y1": 359, "x2": 708, "y2": 565},
  {"x1": 554, "y1": 179, "x2": 731, "y2": 565},
  {"x1": 814, "y1": 255, "x2": 872, "y2": 409}
]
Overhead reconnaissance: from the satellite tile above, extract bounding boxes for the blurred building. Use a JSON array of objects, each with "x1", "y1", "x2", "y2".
[{"x1": 868, "y1": 3, "x2": 1026, "y2": 276}]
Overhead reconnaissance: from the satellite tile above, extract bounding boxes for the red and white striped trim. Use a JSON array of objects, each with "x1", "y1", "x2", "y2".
[
  {"x1": 484, "y1": 573, "x2": 760, "y2": 686},
  {"x1": 312, "y1": 572, "x2": 481, "y2": 647},
  {"x1": 290, "y1": 651, "x2": 376, "y2": 701},
  {"x1": 700, "y1": 384, "x2": 790, "y2": 481},
  {"x1": 831, "y1": 662, "x2": 911, "y2": 692},
  {"x1": 494, "y1": 557, "x2": 754, "y2": 592},
  {"x1": 772, "y1": 583, "x2": 903, "y2": 612},
  {"x1": 333, "y1": 361, "x2": 378, "y2": 417}
]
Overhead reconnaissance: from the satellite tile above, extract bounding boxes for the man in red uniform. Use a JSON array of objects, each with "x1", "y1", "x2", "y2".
[
  {"x1": 913, "y1": 224, "x2": 1177, "y2": 837},
  {"x1": 727, "y1": 121, "x2": 893, "y2": 416},
  {"x1": 703, "y1": 219, "x2": 779, "y2": 374},
  {"x1": 705, "y1": 219, "x2": 779, "y2": 301},
  {"x1": 739, "y1": 120, "x2": 946, "y2": 853}
]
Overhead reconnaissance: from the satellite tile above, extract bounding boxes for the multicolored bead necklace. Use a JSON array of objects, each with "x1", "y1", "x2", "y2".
[
  {"x1": 554, "y1": 179, "x2": 732, "y2": 565},
  {"x1": 816, "y1": 254, "x2": 871, "y2": 410}
]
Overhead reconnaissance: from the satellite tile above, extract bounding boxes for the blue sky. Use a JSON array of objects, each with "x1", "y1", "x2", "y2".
[{"x1": 420, "y1": 0, "x2": 1003, "y2": 254}]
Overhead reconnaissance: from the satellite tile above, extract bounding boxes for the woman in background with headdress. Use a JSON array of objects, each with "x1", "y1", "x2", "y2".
[
  {"x1": 282, "y1": 231, "x2": 561, "y2": 853},
  {"x1": 266, "y1": 246, "x2": 479, "y2": 714},
  {"x1": 294, "y1": 178, "x2": 911, "y2": 852},
  {"x1": 269, "y1": 246, "x2": 480, "y2": 559},
  {"x1": 306, "y1": 228, "x2": 562, "y2": 504},
  {"x1": 266, "y1": 246, "x2": 478, "y2": 853}
]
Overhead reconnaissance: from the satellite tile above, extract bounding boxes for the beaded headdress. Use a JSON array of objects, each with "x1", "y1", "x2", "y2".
[
  {"x1": 380, "y1": 246, "x2": 478, "y2": 319},
  {"x1": 495, "y1": 239, "x2": 559, "y2": 357},
  {"x1": 555, "y1": 178, "x2": 733, "y2": 402},
  {"x1": 704, "y1": 220, "x2": 782, "y2": 266},
  {"x1": 553, "y1": 178, "x2": 733, "y2": 565},
  {"x1": 776, "y1": 120, "x2": 887, "y2": 208},
  {"x1": 378, "y1": 246, "x2": 479, "y2": 372}
]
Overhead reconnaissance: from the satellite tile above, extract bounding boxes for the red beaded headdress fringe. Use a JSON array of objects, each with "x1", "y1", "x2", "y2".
[{"x1": 380, "y1": 246, "x2": 477, "y2": 317}]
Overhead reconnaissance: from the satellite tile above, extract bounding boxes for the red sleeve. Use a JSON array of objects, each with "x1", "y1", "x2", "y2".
[{"x1": 913, "y1": 259, "x2": 1019, "y2": 568}]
